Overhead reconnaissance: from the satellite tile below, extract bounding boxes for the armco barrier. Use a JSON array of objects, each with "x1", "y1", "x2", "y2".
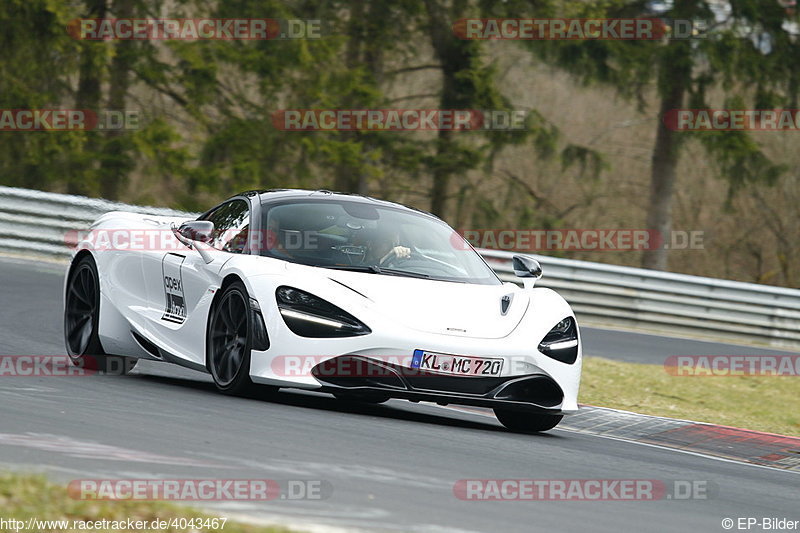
[
  {"x1": 482, "y1": 250, "x2": 800, "y2": 349},
  {"x1": 0, "y1": 186, "x2": 193, "y2": 257},
  {"x1": 2, "y1": 185, "x2": 799, "y2": 349}
]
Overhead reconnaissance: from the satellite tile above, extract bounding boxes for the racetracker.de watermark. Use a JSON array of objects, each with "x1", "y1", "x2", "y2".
[
  {"x1": 1, "y1": 517, "x2": 229, "y2": 532},
  {"x1": 272, "y1": 109, "x2": 527, "y2": 131},
  {"x1": 66, "y1": 228, "x2": 705, "y2": 253},
  {"x1": 0, "y1": 355, "x2": 110, "y2": 377},
  {"x1": 67, "y1": 18, "x2": 322, "y2": 40},
  {"x1": 68, "y1": 479, "x2": 332, "y2": 501},
  {"x1": 454, "y1": 229, "x2": 704, "y2": 252},
  {"x1": 66, "y1": 228, "x2": 283, "y2": 252},
  {"x1": 664, "y1": 355, "x2": 800, "y2": 377},
  {"x1": 453, "y1": 18, "x2": 701, "y2": 40},
  {"x1": 664, "y1": 109, "x2": 800, "y2": 131},
  {"x1": 0, "y1": 109, "x2": 139, "y2": 131},
  {"x1": 453, "y1": 479, "x2": 714, "y2": 501}
]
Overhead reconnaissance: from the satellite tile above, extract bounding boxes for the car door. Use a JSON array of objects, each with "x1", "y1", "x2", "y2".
[{"x1": 141, "y1": 198, "x2": 252, "y2": 366}]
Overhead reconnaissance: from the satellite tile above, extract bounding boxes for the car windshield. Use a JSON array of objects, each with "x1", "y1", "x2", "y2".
[{"x1": 260, "y1": 199, "x2": 500, "y2": 285}]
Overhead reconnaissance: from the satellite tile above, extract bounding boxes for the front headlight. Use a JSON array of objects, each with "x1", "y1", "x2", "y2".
[
  {"x1": 538, "y1": 317, "x2": 579, "y2": 364},
  {"x1": 276, "y1": 286, "x2": 371, "y2": 338}
]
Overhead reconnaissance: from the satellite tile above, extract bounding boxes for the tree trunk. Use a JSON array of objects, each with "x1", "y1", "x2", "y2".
[
  {"x1": 333, "y1": 0, "x2": 364, "y2": 194},
  {"x1": 641, "y1": 91, "x2": 682, "y2": 270},
  {"x1": 430, "y1": 129, "x2": 453, "y2": 217},
  {"x1": 424, "y1": 0, "x2": 472, "y2": 219},
  {"x1": 99, "y1": 0, "x2": 135, "y2": 201},
  {"x1": 333, "y1": 0, "x2": 381, "y2": 195},
  {"x1": 74, "y1": 0, "x2": 105, "y2": 110},
  {"x1": 641, "y1": 41, "x2": 691, "y2": 271},
  {"x1": 70, "y1": 0, "x2": 106, "y2": 195}
]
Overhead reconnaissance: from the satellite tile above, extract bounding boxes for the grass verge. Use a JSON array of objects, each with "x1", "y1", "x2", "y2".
[
  {"x1": 580, "y1": 356, "x2": 800, "y2": 437},
  {"x1": 0, "y1": 474, "x2": 293, "y2": 533}
]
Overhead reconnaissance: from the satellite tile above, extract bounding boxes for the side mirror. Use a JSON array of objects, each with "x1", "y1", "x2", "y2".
[
  {"x1": 177, "y1": 221, "x2": 214, "y2": 243},
  {"x1": 173, "y1": 221, "x2": 217, "y2": 264},
  {"x1": 512, "y1": 255, "x2": 542, "y2": 279}
]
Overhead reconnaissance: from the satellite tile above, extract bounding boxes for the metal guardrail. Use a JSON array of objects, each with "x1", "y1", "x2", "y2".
[
  {"x1": 484, "y1": 250, "x2": 800, "y2": 349},
  {"x1": 0, "y1": 186, "x2": 193, "y2": 258},
  {"x1": 2, "y1": 185, "x2": 799, "y2": 349}
]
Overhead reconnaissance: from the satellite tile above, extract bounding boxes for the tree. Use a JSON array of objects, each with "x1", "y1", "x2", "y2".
[
  {"x1": 530, "y1": 0, "x2": 789, "y2": 270},
  {"x1": 70, "y1": 0, "x2": 107, "y2": 195},
  {"x1": 0, "y1": 0, "x2": 82, "y2": 191},
  {"x1": 423, "y1": 0, "x2": 539, "y2": 219},
  {"x1": 98, "y1": 0, "x2": 137, "y2": 200}
]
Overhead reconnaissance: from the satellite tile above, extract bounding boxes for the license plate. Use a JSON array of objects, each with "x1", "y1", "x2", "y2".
[{"x1": 411, "y1": 350, "x2": 503, "y2": 377}]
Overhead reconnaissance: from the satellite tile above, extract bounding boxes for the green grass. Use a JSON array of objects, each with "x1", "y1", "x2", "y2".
[
  {"x1": 580, "y1": 356, "x2": 800, "y2": 437},
  {"x1": 0, "y1": 474, "x2": 294, "y2": 533}
]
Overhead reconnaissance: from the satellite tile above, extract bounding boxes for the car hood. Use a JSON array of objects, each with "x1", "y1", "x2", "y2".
[{"x1": 322, "y1": 269, "x2": 529, "y2": 339}]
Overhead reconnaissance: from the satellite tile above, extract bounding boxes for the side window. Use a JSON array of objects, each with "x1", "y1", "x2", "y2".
[{"x1": 202, "y1": 200, "x2": 250, "y2": 253}]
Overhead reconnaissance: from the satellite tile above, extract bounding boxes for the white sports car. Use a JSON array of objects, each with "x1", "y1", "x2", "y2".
[{"x1": 64, "y1": 189, "x2": 581, "y2": 432}]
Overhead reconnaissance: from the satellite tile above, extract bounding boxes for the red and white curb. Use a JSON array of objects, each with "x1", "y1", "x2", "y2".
[
  {"x1": 564, "y1": 406, "x2": 800, "y2": 471},
  {"x1": 446, "y1": 404, "x2": 800, "y2": 472}
]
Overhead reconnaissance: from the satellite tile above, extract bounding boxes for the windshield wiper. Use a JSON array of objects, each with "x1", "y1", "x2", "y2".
[
  {"x1": 321, "y1": 264, "x2": 430, "y2": 279},
  {"x1": 321, "y1": 265, "x2": 382, "y2": 274},
  {"x1": 374, "y1": 267, "x2": 431, "y2": 279}
]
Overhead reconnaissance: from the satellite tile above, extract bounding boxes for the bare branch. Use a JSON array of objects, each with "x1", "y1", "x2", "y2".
[
  {"x1": 387, "y1": 93, "x2": 440, "y2": 103},
  {"x1": 386, "y1": 64, "x2": 442, "y2": 76}
]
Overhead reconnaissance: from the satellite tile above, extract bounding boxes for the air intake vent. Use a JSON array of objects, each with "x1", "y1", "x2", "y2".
[{"x1": 131, "y1": 330, "x2": 162, "y2": 359}]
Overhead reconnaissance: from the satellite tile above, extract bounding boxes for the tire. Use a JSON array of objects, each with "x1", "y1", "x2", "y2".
[
  {"x1": 64, "y1": 254, "x2": 136, "y2": 375},
  {"x1": 494, "y1": 408, "x2": 563, "y2": 433},
  {"x1": 207, "y1": 281, "x2": 256, "y2": 395},
  {"x1": 333, "y1": 392, "x2": 390, "y2": 404}
]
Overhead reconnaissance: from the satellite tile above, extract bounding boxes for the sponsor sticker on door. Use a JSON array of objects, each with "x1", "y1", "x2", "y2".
[{"x1": 162, "y1": 254, "x2": 186, "y2": 323}]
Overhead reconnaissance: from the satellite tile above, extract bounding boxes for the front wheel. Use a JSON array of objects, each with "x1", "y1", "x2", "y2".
[
  {"x1": 64, "y1": 255, "x2": 135, "y2": 374},
  {"x1": 494, "y1": 408, "x2": 563, "y2": 433},
  {"x1": 207, "y1": 281, "x2": 256, "y2": 395}
]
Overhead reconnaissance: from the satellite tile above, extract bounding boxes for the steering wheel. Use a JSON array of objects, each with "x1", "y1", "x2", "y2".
[{"x1": 381, "y1": 247, "x2": 413, "y2": 268}]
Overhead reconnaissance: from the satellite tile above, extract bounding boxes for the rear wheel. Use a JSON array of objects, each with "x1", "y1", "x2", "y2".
[
  {"x1": 207, "y1": 281, "x2": 256, "y2": 395},
  {"x1": 64, "y1": 255, "x2": 135, "y2": 374},
  {"x1": 494, "y1": 408, "x2": 563, "y2": 432}
]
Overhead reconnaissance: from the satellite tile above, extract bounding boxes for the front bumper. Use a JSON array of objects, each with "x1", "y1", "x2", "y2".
[{"x1": 311, "y1": 355, "x2": 571, "y2": 414}]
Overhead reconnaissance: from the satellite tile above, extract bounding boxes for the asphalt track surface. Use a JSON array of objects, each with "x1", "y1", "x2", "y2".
[{"x1": 0, "y1": 256, "x2": 797, "y2": 532}]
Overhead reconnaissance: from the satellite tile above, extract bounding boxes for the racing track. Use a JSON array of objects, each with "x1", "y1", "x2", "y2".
[{"x1": 0, "y1": 256, "x2": 797, "y2": 532}]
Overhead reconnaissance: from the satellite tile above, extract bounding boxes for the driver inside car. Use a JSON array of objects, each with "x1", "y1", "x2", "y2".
[
  {"x1": 316, "y1": 215, "x2": 410, "y2": 266},
  {"x1": 372, "y1": 228, "x2": 411, "y2": 265}
]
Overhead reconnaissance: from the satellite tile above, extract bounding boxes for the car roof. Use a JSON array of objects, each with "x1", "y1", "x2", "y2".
[{"x1": 233, "y1": 189, "x2": 438, "y2": 219}]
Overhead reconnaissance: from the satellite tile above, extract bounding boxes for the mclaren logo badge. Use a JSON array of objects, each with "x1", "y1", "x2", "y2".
[{"x1": 500, "y1": 294, "x2": 512, "y2": 315}]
